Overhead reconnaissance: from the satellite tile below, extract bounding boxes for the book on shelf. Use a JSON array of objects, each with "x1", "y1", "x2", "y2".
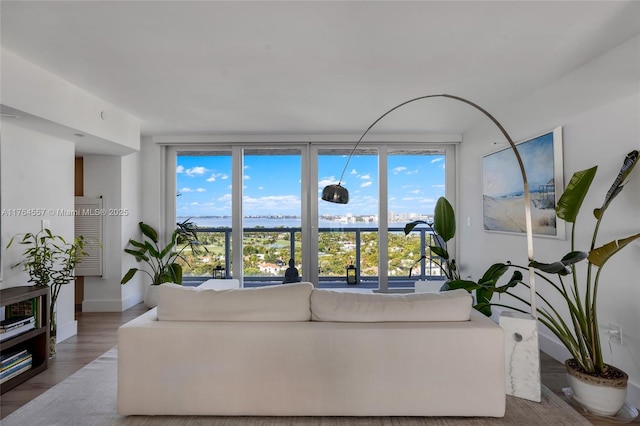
[
  {"x1": 0, "y1": 354, "x2": 33, "y2": 372},
  {"x1": 1, "y1": 315, "x2": 35, "y2": 330},
  {"x1": 1, "y1": 350, "x2": 31, "y2": 368},
  {"x1": 6, "y1": 298, "x2": 36, "y2": 317},
  {"x1": 0, "y1": 321, "x2": 36, "y2": 341},
  {"x1": 6, "y1": 297, "x2": 41, "y2": 328},
  {"x1": 0, "y1": 359, "x2": 32, "y2": 384},
  {"x1": 0, "y1": 349, "x2": 29, "y2": 365},
  {"x1": 1, "y1": 352, "x2": 32, "y2": 371}
]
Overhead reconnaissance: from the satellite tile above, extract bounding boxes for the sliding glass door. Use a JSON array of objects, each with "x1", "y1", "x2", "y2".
[{"x1": 169, "y1": 142, "x2": 455, "y2": 289}]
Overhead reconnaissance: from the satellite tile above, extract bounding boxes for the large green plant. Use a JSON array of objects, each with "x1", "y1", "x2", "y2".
[
  {"x1": 404, "y1": 196, "x2": 460, "y2": 281},
  {"x1": 7, "y1": 229, "x2": 87, "y2": 335},
  {"x1": 447, "y1": 150, "x2": 640, "y2": 376},
  {"x1": 121, "y1": 222, "x2": 187, "y2": 285}
]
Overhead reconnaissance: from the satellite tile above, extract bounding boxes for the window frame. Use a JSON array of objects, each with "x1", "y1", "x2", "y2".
[{"x1": 164, "y1": 139, "x2": 458, "y2": 290}]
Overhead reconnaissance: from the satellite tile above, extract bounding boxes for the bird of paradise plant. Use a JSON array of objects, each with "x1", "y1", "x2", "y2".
[{"x1": 447, "y1": 150, "x2": 639, "y2": 377}]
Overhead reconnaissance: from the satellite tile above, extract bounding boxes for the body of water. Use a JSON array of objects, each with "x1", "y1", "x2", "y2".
[{"x1": 178, "y1": 216, "x2": 410, "y2": 229}]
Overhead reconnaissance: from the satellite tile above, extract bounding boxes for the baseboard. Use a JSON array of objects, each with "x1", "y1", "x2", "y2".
[
  {"x1": 56, "y1": 319, "x2": 77, "y2": 343},
  {"x1": 121, "y1": 293, "x2": 143, "y2": 311},
  {"x1": 82, "y1": 299, "x2": 126, "y2": 312}
]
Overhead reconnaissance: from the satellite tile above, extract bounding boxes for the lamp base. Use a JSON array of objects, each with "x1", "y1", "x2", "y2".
[{"x1": 499, "y1": 311, "x2": 541, "y2": 402}]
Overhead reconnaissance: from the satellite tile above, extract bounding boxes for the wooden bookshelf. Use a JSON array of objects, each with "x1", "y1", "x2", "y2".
[{"x1": 0, "y1": 286, "x2": 50, "y2": 394}]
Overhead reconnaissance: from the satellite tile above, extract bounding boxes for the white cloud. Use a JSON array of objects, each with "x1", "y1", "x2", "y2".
[
  {"x1": 349, "y1": 169, "x2": 358, "y2": 175},
  {"x1": 180, "y1": 187, "x2": 194, "y2": 193},
  {"x1": 242, "y1": 194, "x2": 301, "y2": 214},
  {"x1": 176, "y1": 165, "x2": 185, "y2": 173},
  {"x1": 360, "y1": 174, "x2": 371, "y2": 180},
  {"x1": 258, "y1": 186, "x2": 264, "y2": 190},
  {"x1": 318, "y1": 177, "x2": 338, "y2": 187},
  {"x1": 361, "y1": 181, "x2": 373, "y2": 188},
  {"x1": 196, "y1": 188, "x2": 207, "y2": 192},
  {"x1": 410, "y1": 189, "x2": 421, "y2": 194},
  {"x1": 431, "y1": 157, "x2": 444, "y2": 163},
  {"x1": 392, "y1": 166, "x2": 407, "y2": 174},
  {"x1": 244, "y1": 175, "x2": 250, "y2": 180},
  {"x1": 186, "y1": 166, "x2": 208, "y2": 177},
  {"x1": 206, "y1": 172, "x2": 229, "y2": 182},
  {"x1": 432, "y1": 184, "x2": 445, "y2": 189}
]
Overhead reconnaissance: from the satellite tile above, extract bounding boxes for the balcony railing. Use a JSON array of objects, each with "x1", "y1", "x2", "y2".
[{"x1": 178, "y1": 226, "x2": 445, "y2": 289}]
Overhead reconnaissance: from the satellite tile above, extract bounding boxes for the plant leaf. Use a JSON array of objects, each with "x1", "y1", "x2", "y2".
[
  {"x1": 433, "y1": 197, "x2": 455, "y2": 242},
  {"x1": 139, "y1": 222, "x2": 159, "y2": 243},
  {"x1": 403, "y1": 220, "x2": 430, "y2": 235},
  {"x1": 124, "y1": 248, "x2": 149, "y2": 263},
  {"x1": 167, "y1": 263, "x2": 183, "y2": 284},
  {"x1": 478, "y1": 262, "x2": 509, "y2": 285},
  {"x1": 594, "y1": 150, "x2": 639, "y2": 219},
  {"x1": 429, "y1": 246, "x2": 449, "y2": 260},
  {"x1": 588, "y1": 232, "x2": 640, "y2": 267},
  {"x1": 441, "y1": 279, "x2": 479, "y2": 292},
  {"x1": 121, "y1": 268, "x2": 138, "y2": 284},
  {"x1": 556, "y1": 166, "x2": 598, "y2": 223},
  {"x1": 494, "y1": 271, "x2": 523, "y2": 293},
  {"x1": 560, "y1": 251, "x2": 588, "y2": 265},
  {"x1": 529, "y1": 260, "x2": 571, "y2": 275}
]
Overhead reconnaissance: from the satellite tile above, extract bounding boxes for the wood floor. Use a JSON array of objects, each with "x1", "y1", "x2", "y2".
[{"x1": 0, "y1": 303, "x2": 637, "y2": 425}]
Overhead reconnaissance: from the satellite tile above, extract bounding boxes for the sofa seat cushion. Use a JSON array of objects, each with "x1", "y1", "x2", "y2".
[
  {"x1": 310, "y1": 288, "x2": 472, "y2": 322},
  {"x1": 157, "y1": 282, "x2": 313, "y2": 321}
]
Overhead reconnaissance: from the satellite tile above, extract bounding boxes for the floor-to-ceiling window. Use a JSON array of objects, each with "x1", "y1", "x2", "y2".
[
  {"x1": 387, "y1": 149, "x2": 447, "y2": 287},
  {"x1": 242, "y1": 148, "x2": 302, "y2": 285},
  {"x1": 175, "y1": 150, "x2": 233, "y2": 279},
  {"x1": 317, "y1": 147, "x2": 379, "y2": 288},
  {"x1": 169, "y1": 142, "x2": 455, "y2": 289}
]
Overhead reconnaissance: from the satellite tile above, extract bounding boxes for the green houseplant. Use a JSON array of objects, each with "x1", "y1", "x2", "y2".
[
  {"x1": 121, "y1": 221, "x2": 206, "y2": 307},
  {"x1": 446, "y1": 150, "x2": 640, "y2": 415},
  {"x1": 7, "y1": 229, "x2": 87, "y2": 357},
  {"x1": 405, "y1": 196, "x2": 522, "y2": 299},
  {"x1": 121, "y1": 222, "x2": 185, "y2": 286},
  {"x1": 404, "y1": 196, "x2": 460, "y2": 281}
]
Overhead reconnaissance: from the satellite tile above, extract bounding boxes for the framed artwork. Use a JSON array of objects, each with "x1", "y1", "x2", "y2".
[{"x1": 482, "y1": 126, "x2": 564, "y2": 238}]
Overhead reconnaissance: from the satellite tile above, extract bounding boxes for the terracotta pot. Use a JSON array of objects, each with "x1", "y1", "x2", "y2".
[{"x1": 565, "y1": 359, "x2": 628, "y2": 416}]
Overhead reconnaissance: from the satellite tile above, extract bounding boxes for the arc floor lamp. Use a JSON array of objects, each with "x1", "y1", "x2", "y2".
[{"x1": 321, "y1": 94, "x2": 537, "y2": 316}]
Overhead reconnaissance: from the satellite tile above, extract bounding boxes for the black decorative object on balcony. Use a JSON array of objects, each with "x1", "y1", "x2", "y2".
[{"x1": 346, "y1": 264, "x2": 358, "y2": 285}]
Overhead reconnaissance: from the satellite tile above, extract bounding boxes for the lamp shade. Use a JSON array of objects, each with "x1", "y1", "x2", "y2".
[{"x1": 322, "y1": 184, "x2": 349, "y2": 204}]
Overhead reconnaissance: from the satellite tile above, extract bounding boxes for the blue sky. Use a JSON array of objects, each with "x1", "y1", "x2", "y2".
[{"x1": 177, "y1": 153, "x2": 445, "y2": 217}]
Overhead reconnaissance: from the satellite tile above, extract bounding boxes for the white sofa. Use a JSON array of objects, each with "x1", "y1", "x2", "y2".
[{"x1": 117, "y1": 282, "x2": 505, "y2": 417}]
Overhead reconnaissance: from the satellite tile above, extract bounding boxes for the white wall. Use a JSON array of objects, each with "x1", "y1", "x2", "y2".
[
  {"x1": 1, "y1": 48, "x2": 143, "y2": 314},
  {"x1": 458, "y1": 35, "x2": 640, "y2": 407},
  {"x1": 82, "y1": 154, "x2": 144, "y2": 311},
  {"x1": 120, "y1": 152, "x2": 144, "y2": 308},
  {"x1": 1, "y1": 123, "x2": 77, "y2": 343}
]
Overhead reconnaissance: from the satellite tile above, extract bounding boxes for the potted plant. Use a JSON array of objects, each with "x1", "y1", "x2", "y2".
[
  {"x1": 6, "y1": 229, "x2": 87, "y2": 358},
  {"x1": 121, "y1": 221, "x2": 205, "y2": 307},
  {"x1": 404, "y1": 196, "x2": 460, "y2": 282},
  {"x1": 446, "y1": 150, "x2": 640, "y2": 416}
]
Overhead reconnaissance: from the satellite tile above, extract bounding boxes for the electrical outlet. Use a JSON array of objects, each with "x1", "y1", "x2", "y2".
[
  {"x1": 609, "y1": 324, "x2": 623, "y2": 346},
  {"x1": 41, "y1": 219, "x2": 50, "y2": 231}
]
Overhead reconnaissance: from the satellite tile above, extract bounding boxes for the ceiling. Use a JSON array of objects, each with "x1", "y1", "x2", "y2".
[{"x1": 1, "y1": 1, "x2": 640, "y2": 140}]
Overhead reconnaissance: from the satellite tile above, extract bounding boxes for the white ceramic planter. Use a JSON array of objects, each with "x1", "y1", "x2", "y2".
[
  {"x1": 143, "y1": 285, "x2": 161, "y2": 308},
  {"x1": 414, "y1": 279, "x2": 444, "y2": 293},
  {"x1": 566, "y1": 359, "x2": 628, "y2": 416}
]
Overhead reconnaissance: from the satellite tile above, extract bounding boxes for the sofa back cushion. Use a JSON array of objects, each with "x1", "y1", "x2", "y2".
[
  {"x1": 310, "y1": 288, "x2": 472, "y2": 322},
  {"x1": 157, "y1": 282, "x2": 313, "y2": 321}
]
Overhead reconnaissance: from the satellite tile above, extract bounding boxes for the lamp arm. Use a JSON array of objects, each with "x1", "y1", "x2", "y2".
[{"x1": 340, "y1": 94, "x2": 537, "y2": 317}]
